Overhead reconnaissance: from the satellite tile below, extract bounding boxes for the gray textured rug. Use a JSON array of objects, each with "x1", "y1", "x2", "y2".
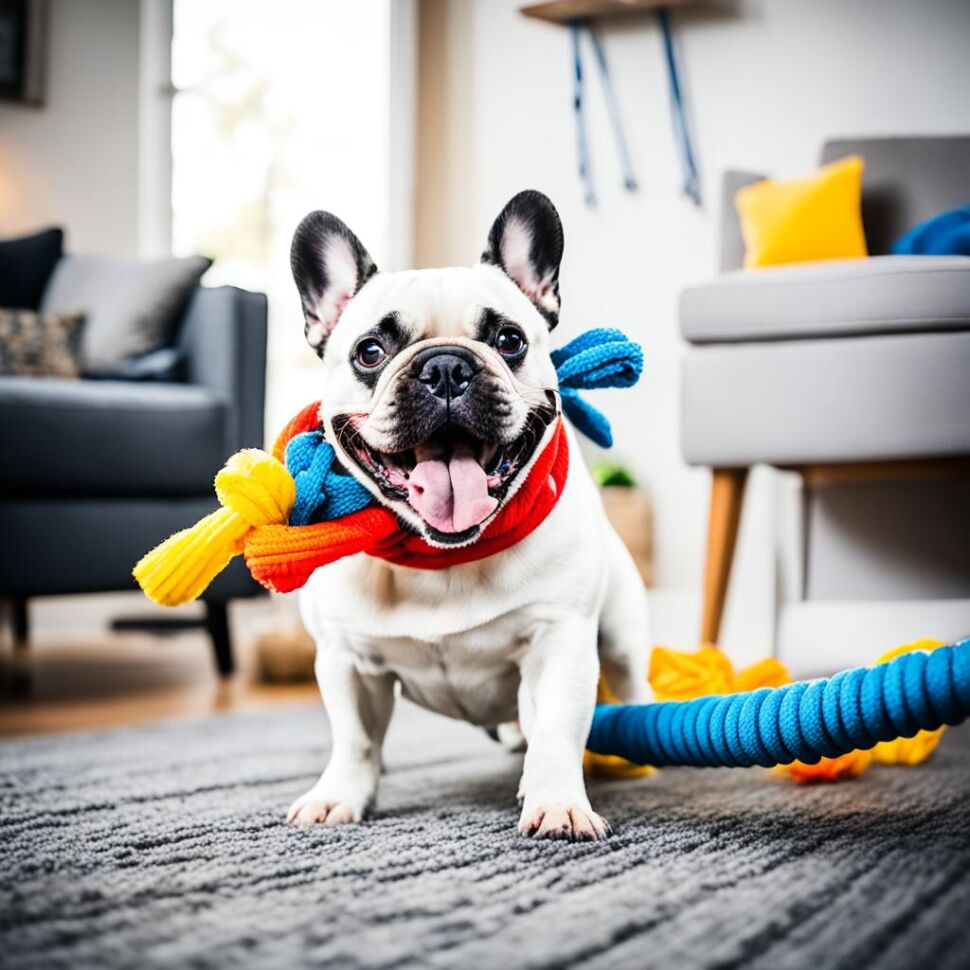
[{"x1": 2, "y1": 701, "x2": 970, "y2": 970}]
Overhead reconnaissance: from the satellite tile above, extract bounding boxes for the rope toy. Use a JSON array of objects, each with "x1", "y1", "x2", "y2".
[
  {"x1": 552, "y1": 328, "x2": 642, "y2": 448},
  {"x1": 134, "y1": 328, "x2": 643, "y2": 606},
  {"x1": 588, "y1": 637, "x2": 970, "y2": 771}
]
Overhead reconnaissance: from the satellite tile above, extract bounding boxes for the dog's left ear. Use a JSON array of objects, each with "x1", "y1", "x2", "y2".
[
  {"x1": 481, "y1": 190, "x2": 564, "y2": 328},
  {"x1": 291, "y1": 210, "x2": 378, "y2": 357}
]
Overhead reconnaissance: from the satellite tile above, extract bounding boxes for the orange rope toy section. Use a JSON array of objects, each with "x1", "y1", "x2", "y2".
[{"x1": 244, "y1": 510, "x2": 399, "y2": 594}]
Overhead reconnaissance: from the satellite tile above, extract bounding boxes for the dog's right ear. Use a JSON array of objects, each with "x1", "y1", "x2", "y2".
[
  {"x1": 290, "y1": 211, "x2": 377, "y2": 357},
  {"x1": 481, "y1": 190, "x2": 564, "y2": 328}
]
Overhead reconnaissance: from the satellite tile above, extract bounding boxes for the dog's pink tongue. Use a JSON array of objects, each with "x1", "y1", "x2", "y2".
[{"x1": 408, "y1": 444, "x2": 498, "y2": 533}]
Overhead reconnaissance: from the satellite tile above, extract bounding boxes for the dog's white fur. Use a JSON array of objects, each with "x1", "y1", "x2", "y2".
[{"x1": 287, "y1": 197, "x2": 650, "y2": 839}]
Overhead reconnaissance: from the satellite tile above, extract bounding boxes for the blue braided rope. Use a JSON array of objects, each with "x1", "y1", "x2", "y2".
[
  {"x1": 551, "y1": 328, "x2": 643, "y2": 448},
  {"x1": 587, "y1": 638, "x2": 970, "y2": 767},
  {"x1": 285, "y1": 431, "x2": 372, "y2": 526}
]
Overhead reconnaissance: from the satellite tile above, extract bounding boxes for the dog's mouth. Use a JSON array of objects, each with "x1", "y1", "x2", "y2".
[{"x1": 334, "y1": 398, "x2": 557, "y2": 544}]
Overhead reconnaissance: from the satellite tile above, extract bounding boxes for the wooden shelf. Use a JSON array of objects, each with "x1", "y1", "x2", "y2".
[{"x1": 520, "y1": 0, "x2": 702, "y2": 25}]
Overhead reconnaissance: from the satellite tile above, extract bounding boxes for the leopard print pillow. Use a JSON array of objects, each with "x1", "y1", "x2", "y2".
[{"x1": 0, "y1": 309, "x2": 87, "y2": 378}]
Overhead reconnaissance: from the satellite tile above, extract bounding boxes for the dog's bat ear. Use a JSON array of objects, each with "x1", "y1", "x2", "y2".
[
  {"x1": 481, "y1": 190, "x2": 564, "y2": 328},
  {"x1": 290, "y1": 211, "x2": 377, "y2": 357}
]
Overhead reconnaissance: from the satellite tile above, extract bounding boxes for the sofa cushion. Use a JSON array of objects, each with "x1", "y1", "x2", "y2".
[
  {"x1": 40, "y1": 253, "x2": 211, "y2": 371},
  {"x1": 0, "y1": 377, "x2": 229, "y2": 496},
  {"x1": 681, "y1": 331, "x2": 970, "y2": 466},
  {"x1": 680, "y1": 255, "x2": 970, "y2": 344},
  {"x1": 0, "y1": 498, "x2": 260, "y2": 598},
  {"x1": 0, "y1": 227, "x2": 64, "y2": 311}
]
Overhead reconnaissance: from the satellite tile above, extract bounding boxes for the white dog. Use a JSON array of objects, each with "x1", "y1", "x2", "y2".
[{"x1": 287, "y1": 191, "x2": 650, "y2": 840}]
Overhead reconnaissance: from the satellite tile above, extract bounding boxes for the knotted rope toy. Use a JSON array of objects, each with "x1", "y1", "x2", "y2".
[
  {"x1": 134, "y1": 325, "x2": 970, "y2": 779},
  {"x1": 134, "y1": 327, "x2": 642, "y2": 605}
]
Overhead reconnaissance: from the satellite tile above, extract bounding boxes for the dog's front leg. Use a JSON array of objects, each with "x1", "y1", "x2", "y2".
[
  {"x1": 287, "y1": 641, "x2": 395, "y2": 828},
  {"x1": 517, "y1": 615, "x2": 608, "y2": 840}
]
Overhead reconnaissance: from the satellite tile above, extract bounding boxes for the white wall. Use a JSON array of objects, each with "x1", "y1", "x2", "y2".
[
  {"x1": 433, "y1": 0, "x2": 970, "y2": 653},
  {"x1": 0, "y1": 0, "x2": 145, "y2": 255}
]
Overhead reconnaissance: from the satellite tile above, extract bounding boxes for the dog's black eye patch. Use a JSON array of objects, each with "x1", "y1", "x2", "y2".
[
  {"x1": 476, "y1": 308, "x2": 528, "y2": 369},
  {"x1": 351, "y1": 312, "x2": 409, "y2": 388}
]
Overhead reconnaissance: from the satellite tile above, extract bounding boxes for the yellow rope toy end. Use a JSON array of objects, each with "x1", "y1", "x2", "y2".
[{"x1": 133, "y1": 449, "x2": 295, "y2": 607}]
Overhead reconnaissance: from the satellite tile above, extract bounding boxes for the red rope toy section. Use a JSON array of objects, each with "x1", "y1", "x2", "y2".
[{"x1": 243, "y1": 402, "x2": 570, "y2": 593}]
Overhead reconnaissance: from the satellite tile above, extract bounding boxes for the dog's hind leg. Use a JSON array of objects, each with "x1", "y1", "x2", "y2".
[
  {"x1": 288, "y1": 632, "x2": 396, "y2": 828},
  {"x1": 485, "y1": 721, "x2": 528, "y2": 752},
  {"x1": 598, "y1": 526, "x2": 652, "y2": 704}
]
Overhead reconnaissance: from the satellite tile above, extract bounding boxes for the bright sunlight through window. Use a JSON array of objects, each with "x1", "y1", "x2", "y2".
[{"x1": 171, "y1": 0, "x2": 393, "y2": 441}]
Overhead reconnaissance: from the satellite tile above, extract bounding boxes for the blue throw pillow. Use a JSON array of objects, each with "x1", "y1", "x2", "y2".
[{"x1": 892, "y1": 203, "x2": 970, "y2": 256}]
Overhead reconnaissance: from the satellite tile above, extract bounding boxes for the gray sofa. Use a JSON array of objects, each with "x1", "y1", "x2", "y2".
[
  {"x1": 680, "y1": 136, "x2": 970, "y2": 654},
  {"x1": 0, "y1": 285, "x2": 268, "y2": 677}
]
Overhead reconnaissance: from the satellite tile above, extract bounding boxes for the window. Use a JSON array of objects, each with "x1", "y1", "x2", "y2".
[{"x1": 171, "y1": 0, "x2": 411, "y2": 439}]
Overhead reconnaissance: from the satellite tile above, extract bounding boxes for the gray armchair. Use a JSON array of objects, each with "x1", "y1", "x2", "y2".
[
  {"x1": 680, "y1": 136, "x2": 970, "y2": 659},
  {"x1": 0, "y1": 285, "x2": 268, "y2": 677}
]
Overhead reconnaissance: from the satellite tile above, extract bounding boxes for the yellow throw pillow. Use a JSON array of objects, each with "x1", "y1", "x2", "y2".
[{"x1": 736, "y1": 155, "x2": 868, "y2": 268}]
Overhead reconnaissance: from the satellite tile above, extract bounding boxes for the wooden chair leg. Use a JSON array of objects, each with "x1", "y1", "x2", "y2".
[{"x1": 700, "y1": 468, "x2": 748, "y2": 646}]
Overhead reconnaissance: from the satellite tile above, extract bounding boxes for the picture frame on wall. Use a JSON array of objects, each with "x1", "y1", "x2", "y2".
[{"x1": 0, "y1": 0, "x2": 47, "y2": 105}]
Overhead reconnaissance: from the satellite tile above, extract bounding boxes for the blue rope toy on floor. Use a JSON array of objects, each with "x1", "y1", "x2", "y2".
[{"x1": 589, "y1": 637, "x2": 970, "y2": 768}]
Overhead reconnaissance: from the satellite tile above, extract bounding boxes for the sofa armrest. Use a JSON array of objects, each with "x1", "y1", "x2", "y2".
[
  {"x1": 177, "y1": 286, "x2": 268, "y2": 452},
  {"x1": 719, "y1": 169, "x2": 766, "y2": 273}
]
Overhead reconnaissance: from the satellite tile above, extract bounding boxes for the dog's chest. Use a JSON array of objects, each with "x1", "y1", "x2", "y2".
[{"x1": 352, "y1": 620, "x2": 524, "y2": 727}]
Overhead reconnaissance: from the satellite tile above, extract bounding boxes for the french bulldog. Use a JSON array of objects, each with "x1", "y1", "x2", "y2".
[{"x1": 287, "y1": 190, "x2": 650, "y2": 840}]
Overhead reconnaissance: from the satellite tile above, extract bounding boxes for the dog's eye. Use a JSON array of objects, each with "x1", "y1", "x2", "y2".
[
  {"x1": 495, "y1": 326, "x2": 527, "y2": 361},
  {"x1": 354, "y1": 338, "x2": 387, "y2": 369}
]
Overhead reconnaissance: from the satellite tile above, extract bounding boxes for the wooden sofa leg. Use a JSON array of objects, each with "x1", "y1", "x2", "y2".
[
  {"x1": 205, "y1": 601, "x2": 235, "y2": 678},
  {"x1": 5, "y1": 597, "x2": 31, "y2": 693},
  {"x1": 700, "y1": 468, "x2": 748, "y2": 646}
]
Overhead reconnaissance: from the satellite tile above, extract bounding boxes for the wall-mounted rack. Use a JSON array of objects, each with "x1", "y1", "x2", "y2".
[{"x1": 520, "y1": 0, "x2": 703, "y2": 26}]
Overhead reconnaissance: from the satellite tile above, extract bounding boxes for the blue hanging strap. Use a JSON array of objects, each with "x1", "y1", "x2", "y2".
[
  {"x1": 570, "y1": 22, "x2": 596, "y2": 207},
  {"x1": 657, "y1": 8, "x2": 701, "y2": 206},
  {"x1": 588, "y1": 637, "x2": 970, "y2": 767},
  {"x1": 552, "y1": 328, "x2": 644, "y2": 449},
  {"x1": 586, "y1": 26, "x2": 638, "y2": 193}
]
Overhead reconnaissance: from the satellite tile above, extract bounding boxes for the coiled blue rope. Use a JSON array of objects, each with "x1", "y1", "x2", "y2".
[{"x1": 588, "y1": 637, "x2": 970, "y2": 767}]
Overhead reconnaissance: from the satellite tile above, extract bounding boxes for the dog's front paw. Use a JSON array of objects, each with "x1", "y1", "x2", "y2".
[
  {"x1": 518, "y1": 800, "x2": 610, "y2": 841},
  {"x1": 286, "y1": 789, "x2": 367, "y2": 828}
]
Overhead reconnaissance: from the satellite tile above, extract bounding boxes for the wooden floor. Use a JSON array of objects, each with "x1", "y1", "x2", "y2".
[{"x1": 0, "y1": 595, "x2": 318, "y2": 738}]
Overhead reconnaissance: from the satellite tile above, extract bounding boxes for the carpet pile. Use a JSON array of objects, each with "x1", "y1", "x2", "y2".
[{"x1": 2, "y1": 701, "x2": 969, "y2": 969}]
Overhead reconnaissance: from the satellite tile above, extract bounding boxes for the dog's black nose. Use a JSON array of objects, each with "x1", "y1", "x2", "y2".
[{"x1": 412, "y1": 345, "x2": 484, "y2": 402}]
